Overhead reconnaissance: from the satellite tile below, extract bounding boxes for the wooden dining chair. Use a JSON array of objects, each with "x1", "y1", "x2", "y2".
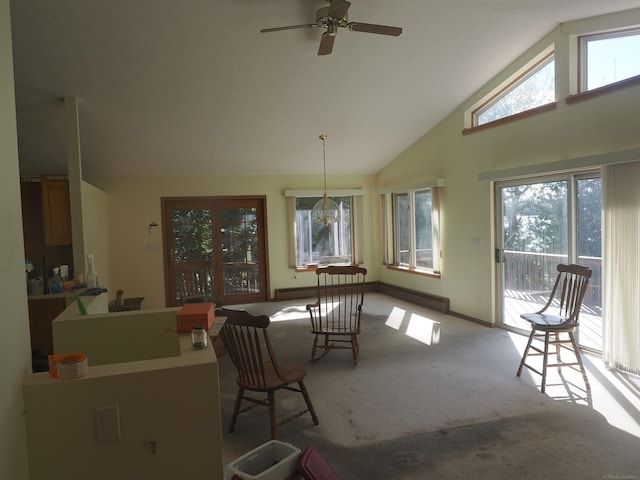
[
  {"x1": 219, "y1": 308, "x2": 319, "y2": 439},
  {"x1": 516, "y1": 263, "x2": 592, "y2": 393},
  {"x1": 306, "y1": 265, "x2": 367, "y2": 364}
]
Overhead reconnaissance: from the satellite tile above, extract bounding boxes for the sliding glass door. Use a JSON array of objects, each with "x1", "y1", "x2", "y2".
[{"x1": 496, "y1": 173, "x2": 602, "y2": 352}]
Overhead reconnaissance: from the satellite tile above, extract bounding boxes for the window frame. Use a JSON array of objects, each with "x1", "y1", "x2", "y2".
[
  {"x1": 382, "y1": 183, "x2": 442, "y2": 277},
  {"x1": 472, "y1": 51, "x2": 555, "y2": 128},
  {"x1": 284, "y1": 189, "x2": 364, "y2": 271},
  {"x1": 295, "y1": 195, "x2": 353, "y2": 269},
  {"x1": 578, "y1": 27, "x2": 640, "y2": 93},
  {"x1": 463, "y1": 45, "x2": 556, "y2": 134}
]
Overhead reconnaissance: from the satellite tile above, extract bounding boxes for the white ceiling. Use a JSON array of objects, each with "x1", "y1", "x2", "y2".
[{"x1": 10, "y1": 0, "x2": 640, "y2": 179}]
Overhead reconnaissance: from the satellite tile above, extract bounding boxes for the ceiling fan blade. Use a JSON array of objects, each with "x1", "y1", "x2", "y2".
[
  {"x1": 347, "y1": 22, "x2": 402, "y2": 36},
  {"x1": 318, "y1": 32, "x2": 335, "y2": 55},
  {"x1": 328, "y1": 0, "x2": 351, "y2": 20},
  {"x1": 261, "y1": 24, "x2": 318, "y2": 33}
]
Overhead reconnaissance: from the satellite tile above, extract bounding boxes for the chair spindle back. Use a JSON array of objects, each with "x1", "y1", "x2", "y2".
[
  {"x1": 541, "y1": 264, "x2": 592, "y2": 325},
  {"x1": 313, "y1": 266, "x2": 367, "y2": 333}
]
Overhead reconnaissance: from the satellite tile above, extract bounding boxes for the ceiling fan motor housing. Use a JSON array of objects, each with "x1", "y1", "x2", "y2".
[
  {"x1": 260, "y1": 0, "x2": 401, "y2": 55},
  {"x1": 316, "y1": 6, "x2": 348, "y2": 29}
]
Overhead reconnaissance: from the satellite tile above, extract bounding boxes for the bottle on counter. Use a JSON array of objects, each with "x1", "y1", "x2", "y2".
[
  {"x1": 86, "y1": 254, "x2": 99, "y2": 289},
  {"x1": 51, "y1": 267, "x2": 64, "y2": 294},
  {"x1": 42, "y1": 256, "x2": 50, "y2": 294},
  {"x1": 116, "y1": 289, "x2": 125, "y2": 307},
  {"x1": 191, "y1": 325, "x2": 208, "y2": 349}
]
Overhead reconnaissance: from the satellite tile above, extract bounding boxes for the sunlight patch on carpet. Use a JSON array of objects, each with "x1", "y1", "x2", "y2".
[
  {"x1": 270, "y1": 305, "x2": 308, "y2": 322},
  {"x1": 385, "y1": 306, "x2": 405, "y2": 330},
  {"x1": 406, "y1": 313, "x2": 441, "y2": 345},
  {"x1": 385, "y1": 307, "x2": 441, "y2": 345}
]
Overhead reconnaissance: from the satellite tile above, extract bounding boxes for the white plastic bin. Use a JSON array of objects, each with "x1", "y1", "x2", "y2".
[{"x1": 225, "y1": 440, "x2": 301, "y2": 480}]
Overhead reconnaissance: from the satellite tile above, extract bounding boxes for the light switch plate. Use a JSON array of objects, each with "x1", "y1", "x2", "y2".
[{"x1": 95, "y1": 406, "x2": 121, "y2": 442}]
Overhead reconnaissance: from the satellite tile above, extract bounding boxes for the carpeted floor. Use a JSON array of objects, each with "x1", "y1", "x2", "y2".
[{"x1": 217, "y1": 293, "x2": 640, "y2": 479}]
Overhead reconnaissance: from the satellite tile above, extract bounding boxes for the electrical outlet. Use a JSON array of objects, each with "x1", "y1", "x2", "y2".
[{"x1": 95, "y1": 406, "x2": 121, "y2": 442}]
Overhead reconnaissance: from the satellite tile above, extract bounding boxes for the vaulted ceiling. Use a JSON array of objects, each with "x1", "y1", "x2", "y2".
[{"x1": 10, "y1": 0, "x2": 640, "y2": 179}]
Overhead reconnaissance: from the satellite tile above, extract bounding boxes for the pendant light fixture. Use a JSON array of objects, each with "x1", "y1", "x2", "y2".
[{"x1": 311, "y1": 134, "x2": 340, "y2": 225}]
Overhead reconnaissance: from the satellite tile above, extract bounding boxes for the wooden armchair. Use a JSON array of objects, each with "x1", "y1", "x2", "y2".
[
  {"x1": 219, "y1": 308, "x2": 319, "y2": 439},
  {"x1": 306, "y1": 266, "x2": 367, "y2": 364}
]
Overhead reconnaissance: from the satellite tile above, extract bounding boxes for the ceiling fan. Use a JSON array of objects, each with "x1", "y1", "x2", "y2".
[{"x1": 260, "y1": 0, "x2": 402, "y2": 55}]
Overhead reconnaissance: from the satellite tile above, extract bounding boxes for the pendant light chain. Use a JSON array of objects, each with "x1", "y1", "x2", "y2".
[
  {"x1": 312, "y1": 134, "x2": 340, "y2": 225},
  {"x1": 321, "y1": 134, "x2": 328, "y2": 195}
]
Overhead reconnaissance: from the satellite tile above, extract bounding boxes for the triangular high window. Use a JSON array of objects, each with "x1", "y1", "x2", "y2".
[{"x1": 473, "y1": 52, "x2": 555, "y2": 127}]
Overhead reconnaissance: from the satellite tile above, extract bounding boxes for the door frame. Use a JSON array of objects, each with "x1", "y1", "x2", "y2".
[
  {"x1": 493, "y1": 170, "x2": 602, "y2": 351},
  {"x1": 494, "y1": 173, "x2": 572, "y2": 333},
  {"x1": 161, "y1": 195, "x2": 270, "y2": 307}
]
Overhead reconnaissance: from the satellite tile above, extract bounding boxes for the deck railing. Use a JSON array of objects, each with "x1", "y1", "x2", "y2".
[{"x1": 503, "y1": 251, "x2": 602, "y2": 308}]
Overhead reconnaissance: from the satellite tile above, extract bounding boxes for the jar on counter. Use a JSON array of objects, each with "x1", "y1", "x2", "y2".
[{"x1": 191, "y1": 325, "x2": 208, "y2": 349}]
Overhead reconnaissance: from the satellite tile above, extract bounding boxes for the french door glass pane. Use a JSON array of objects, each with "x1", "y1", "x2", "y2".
[
  {"x1": 221, "y1": 207, "x2": 260, "y2": 296},
  {"x1": 171, "y1": 208, "x2": 215, "y2": 302},
  {"x1": 164, "y1": 198, "x2": 267, "y2": 307}
]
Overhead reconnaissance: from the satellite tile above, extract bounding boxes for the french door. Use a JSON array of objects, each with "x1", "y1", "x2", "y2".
[
  {"x1": 495, "y1": 173, "x2": 602, "y2": 352},
  {"x1": 162, "y1": 196, "x2": 268, "y2": 307}
]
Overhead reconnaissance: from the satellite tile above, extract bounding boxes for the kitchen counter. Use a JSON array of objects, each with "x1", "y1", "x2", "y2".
[
  {"x1": 27, "y1": 291, "x2": 77, "y2": 301},
  {"x1": 27, "y1": 289, "x2": 104, "y2": 362}
]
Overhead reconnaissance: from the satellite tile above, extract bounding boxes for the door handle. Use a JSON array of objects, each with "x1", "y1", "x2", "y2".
[{"x1": 495, "y1": 248, "x2": 504, "y2": 263}]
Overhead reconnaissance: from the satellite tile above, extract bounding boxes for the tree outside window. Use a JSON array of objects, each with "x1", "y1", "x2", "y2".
[
  {"x1": 394, "y1": 189, "x2": 434, "y2": 271},
  {"x1": 476, "y1": 55, "x2": 555, "y2": 126}
]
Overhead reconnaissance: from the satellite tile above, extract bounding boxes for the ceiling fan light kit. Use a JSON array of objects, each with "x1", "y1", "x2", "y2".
[{"x1": 260, "y1": 0, "x2": 402, "y2": 55}]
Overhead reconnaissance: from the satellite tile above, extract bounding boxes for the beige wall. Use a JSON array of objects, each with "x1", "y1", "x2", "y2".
[
  {"x1": 81, "y1": 180, "x2": 111, "y2": 290},
  {"x1": 0, "y1": 0, "x2": 31, "y2": 478},
  {"x1": 23, "y1": 336, "x2": 223, "y2": 480},
  {"x1": 105, "y1": 174, "x2": 378, "y2": 308},
  {"x1": 376, "y1": 9, "x2": 640, "y2": 323},
  {"x1": 4, "y1": 7, "x2": 640, "y2": 479},
  {"x1": 53, "y1": 307, "x2": 181, "y2": 366},
  {"x1": 103, "y1": 2, "x2": 640, "y2": 318}
]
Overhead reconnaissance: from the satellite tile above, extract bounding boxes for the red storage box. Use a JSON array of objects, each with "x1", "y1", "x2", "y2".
[
  {"x1": 297, "y1": 445, "x2": 341, "y2": 480},
  {"x1": 176, "y1": 302, "x2": 215, "y2": 333}
]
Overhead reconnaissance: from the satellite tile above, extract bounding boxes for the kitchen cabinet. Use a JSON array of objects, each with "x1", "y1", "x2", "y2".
[
  {"x1": 27, "y1": 294, "x2": 74, "y2": 356},
  {"x1": 41, "y1": 178, "x2": 72, "y2": 246},
  {"x1": 21, "y1": 177, "x2": 74, "y2": 291}
]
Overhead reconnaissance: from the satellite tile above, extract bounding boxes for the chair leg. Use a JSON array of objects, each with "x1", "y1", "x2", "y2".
[
  {"x1": 268, "y1": 391, "x2": 277, "y2": 440},
  {"x1": 311, "y1": 334, "x2": 330, "y2": 361},
  {"x1": 541, "y1": 332, "x2": 550, "y2": 394},
  {"x1": 299, "y1": 381, "x2": 319, "y2": 425},
  {"x1": 568, "y1": 331, "x2": 591, "y2": 392},
  {"x1": 311, "y1": 334, "x2": 319, "y2": 360},
  {"x1": 229, "y1": 387, "x2": 244, "y2": 433},
  {"x1": 351, "y1": 334, "x2": 359, "y2": 364},
  {"x1": 517, "y1": 329, "x2": 536, "y2": 377}
]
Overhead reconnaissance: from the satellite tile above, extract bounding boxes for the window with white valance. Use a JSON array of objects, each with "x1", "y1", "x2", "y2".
[
  {"x1": 284, "y1": 189, "x2": 364, "y2": 269},
  {"x1": 380, "y1": 179, "x2": 444, "y2": 276}
]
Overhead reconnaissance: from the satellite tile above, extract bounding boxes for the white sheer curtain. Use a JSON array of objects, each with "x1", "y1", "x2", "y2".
[{"x1": 602, "y1": 161, "x2": 640, "y2": 375}]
